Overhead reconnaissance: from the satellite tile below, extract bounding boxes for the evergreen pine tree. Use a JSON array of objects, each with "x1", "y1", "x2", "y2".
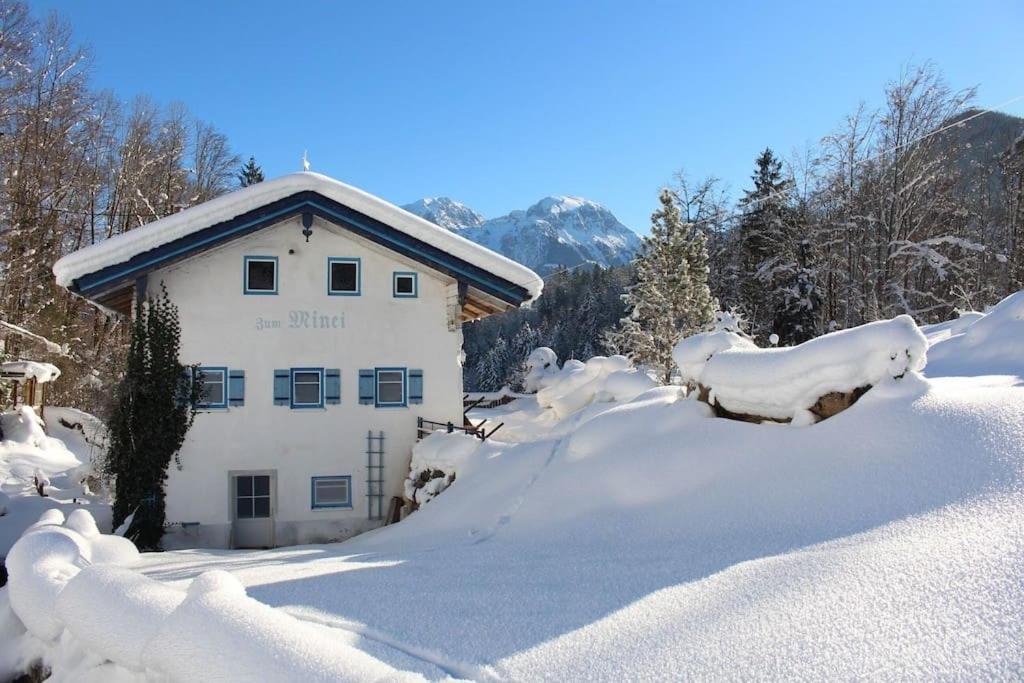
[
  {"x1": 606, "y1": 189, "x2": 717, "y2": 382},
  {"x1": 476, "y1": 336, "x2": 511, "y2": 391},
  {"x1": 106, "y1": 286, "x2": 199, "y2": 549},
  {"x1": 237, "y1": 156, "x2": 265, "y2": 187},
  {"x1": 737, "y1": 148, "x2": 794, "y2": 341},
  {"x1": 506, "y1": 321, "x2": 542, "y2": 390},
  {"x1": 773, "y1": 242, "x2": 822, "y2": 345}
]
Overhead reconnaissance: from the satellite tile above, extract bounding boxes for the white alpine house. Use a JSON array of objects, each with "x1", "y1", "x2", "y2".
[{"x1": 53, "y1": 172, "x2": 543, "y2": 549}]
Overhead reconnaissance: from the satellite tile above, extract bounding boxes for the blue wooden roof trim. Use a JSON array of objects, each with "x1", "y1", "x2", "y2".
[{"x1": 70, "y1": 191, "x2": 531, "y2": 306}]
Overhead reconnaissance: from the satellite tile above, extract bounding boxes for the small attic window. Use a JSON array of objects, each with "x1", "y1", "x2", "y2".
[
  {"x1": 244, "y1": 256, "x2": 278, "y2": 295},
  {"x1": 328, "y1": 258, "x2": 360, "y2": 296},
  {"x1": 393, "y1": 272, "x2": 418, "y2": 298}
]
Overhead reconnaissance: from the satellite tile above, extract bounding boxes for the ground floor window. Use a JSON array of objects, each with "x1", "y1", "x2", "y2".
[
  {"x1": 236, "y1": 475, "x2": 271, "y2": 518},
  {"x1": 312, "y1": 476, "x2": 352, "y2": 509}
]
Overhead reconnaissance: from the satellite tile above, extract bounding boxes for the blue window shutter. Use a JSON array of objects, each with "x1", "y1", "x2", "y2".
[
  {"x1": 228, "y1": 370, "x2": 245, "y2": 406},
  {"x1": 273, "y1": 369, "x2": 290, "y2": 405},
  {"x1": 358, "y1": 369, "x2": 374, "y2": 405},
  {"x1": 409, "y1": 369, "x2": 423, "y2": 404},
  {"x1": 325, "y1": 369, "x2": 341, "y2": 404}
]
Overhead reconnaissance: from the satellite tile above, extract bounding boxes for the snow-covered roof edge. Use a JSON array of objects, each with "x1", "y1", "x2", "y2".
[{"x1": 52, "y1": 172, "x2": 544, "y2": 301}]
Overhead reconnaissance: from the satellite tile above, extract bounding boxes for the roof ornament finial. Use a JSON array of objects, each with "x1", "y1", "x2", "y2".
[{"x1": 302, "y1": 150, "x2": 310, "y2": 172}]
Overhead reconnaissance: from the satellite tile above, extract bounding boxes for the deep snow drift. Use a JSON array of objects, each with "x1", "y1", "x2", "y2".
[
  {"x1": 123, "y1": 374, "x2": 1024, "y2": 680},
  {"x1": 4, "y1": 309, "x2": 1023, "y2": 680},
  {"x1": 130, "y1": 375, "x2": 1024, "y2": 680},
  {"x1": 923, "y1": 289, "x2": 1024, "y2": 378}
]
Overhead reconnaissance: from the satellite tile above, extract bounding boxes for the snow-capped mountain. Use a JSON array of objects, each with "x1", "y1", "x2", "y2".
[
  {"x1": 400, "y1": 197, "x2": 485, "y2": 232},
  {"x1": 404, "y1": 195, "x2": 641, "y2": 274}
]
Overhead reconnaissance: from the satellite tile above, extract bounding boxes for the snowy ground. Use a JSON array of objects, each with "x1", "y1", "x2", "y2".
[
  {"x1": 130, "y1": 373, "x2": 1024, "y2": 680},
  {"x1": 3, "y1": 300, "x2": 1023, "y2": 680}
]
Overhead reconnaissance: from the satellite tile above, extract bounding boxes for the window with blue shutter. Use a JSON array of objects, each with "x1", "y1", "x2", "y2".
[
  {"x1": 195, "y1": 367, "x2": 228, "y2": 409},
  {"x1": 290, "y1": 368, "x2": 324, "y2": 409},
  {"x1": 409, "y1": 369, "x2": 423, "y2": 404},
  {"x1": 325, "y1": 369, "x2": 341, "y2": 404},
  {"x1": 273, "y1": 369, "x2": 290, "y2": 405},
  {"x1": 375, "y1": 368, "x2": 407, "y2": 408},
  {"x1": 228, "y1": 370, "x2": 245, "y2": 406},
  {"x1": 358, "y1": 369, "x2": 375, "y2": 404}
]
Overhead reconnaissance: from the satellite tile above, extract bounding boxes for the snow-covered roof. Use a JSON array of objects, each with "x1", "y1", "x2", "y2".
[
  {"x1": 53, "y1": 172, "x2": 543, "y2": 305},
  {"x1": 1, "y1": 360, "x2": 61, "y2": 383}
]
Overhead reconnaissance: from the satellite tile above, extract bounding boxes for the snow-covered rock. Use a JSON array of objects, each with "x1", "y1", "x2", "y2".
[
  {"x1": 403, "y1": 432, "x2": 483, "y2": 505},
  {"x1": 674, "y1": 315, "x2": 928, "y2": 423}
]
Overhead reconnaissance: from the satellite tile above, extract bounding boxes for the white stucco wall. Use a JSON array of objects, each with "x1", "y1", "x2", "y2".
[{"x1": 147, "y1": 216, "x2": 465, "y2": 548}]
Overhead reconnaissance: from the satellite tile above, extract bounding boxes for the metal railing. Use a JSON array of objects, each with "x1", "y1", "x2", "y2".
[{"x1": 416, "y1": 416, "x2": 504, "y2": 442}]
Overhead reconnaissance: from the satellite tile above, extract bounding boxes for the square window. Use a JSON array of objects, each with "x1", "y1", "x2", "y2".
[
  {"x1": 393, "y1": 272, "x2": 417, "y2": 298},
  {"x1": 328, "y1": 258, "x2": 360, "y2": 295},
  {"x1": 375, "y1": 369, "x2": 406, "y2": 406},
  {"x1": 245, "y1": 257, "x2": 277, "y2": 294},
  {"x1": 312, "y1": 476, "x2": 351, "y2": 509},
  {"x1": 196, "y1": 367, "x2": 227, "y2": 408},
  {"x1": 291, "y1": 369, "x2": 323, "y2": 408}
]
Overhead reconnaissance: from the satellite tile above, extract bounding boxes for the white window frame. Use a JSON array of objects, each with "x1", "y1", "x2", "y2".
[
  {"x1": 290, "y1": 368, "x2": 324, "y2": 409},
  {"x1": 374, "y1": 367, "x2": 407, "y2": 408},
  {"x1": 327, "y1": 257, "x2": 361, "y2": 296},
  {"x1": 244, "y1": 256, "x2": 278, "y2": 295},
  {"x1": 196, "y1": 366, "x2": 228, "y2": 409},
  {"x1": 311, "y1": 476, "x2": 352, "y2": 509}
]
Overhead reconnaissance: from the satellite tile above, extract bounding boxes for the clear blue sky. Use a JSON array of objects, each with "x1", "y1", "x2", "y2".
[{"x1": 33, "y1": 0, "x2": 1024, "y2": 232}]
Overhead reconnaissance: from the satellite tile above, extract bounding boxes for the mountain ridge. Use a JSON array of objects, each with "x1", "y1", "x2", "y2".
[{"x1": 402, "y1": 195, "x2": 641, "y2": 274}]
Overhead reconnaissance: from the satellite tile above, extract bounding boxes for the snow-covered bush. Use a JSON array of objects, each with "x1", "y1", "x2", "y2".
[
  {"x1": 711, "y1": 309, "x2": 751, "y2": 337},
  {"x1": 1, "y1": 406, "x2": 49, "y2": 448},
  {"x1": 522, "y1": 347, "x2": 560, "y2": 393},
  {"x1": 536, "y1": 355, "x2": 657, "y2": 419},
  {"x1": 404, "y1": 432, "x2": 483, "y2": 507},
  {"x1": 2, "y1": 509, "x2": 413, "y2": 682},
  {"x1": 673, "y1": 315, "x2": 928, "y2": 424},
  {"x1": 1, "y1": 407, "x2": 112, "y2": 557}
]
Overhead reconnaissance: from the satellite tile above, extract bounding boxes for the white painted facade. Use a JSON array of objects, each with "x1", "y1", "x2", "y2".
[{"x1": 153, "y1": 215, "x2": 465, "y2": 548}]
